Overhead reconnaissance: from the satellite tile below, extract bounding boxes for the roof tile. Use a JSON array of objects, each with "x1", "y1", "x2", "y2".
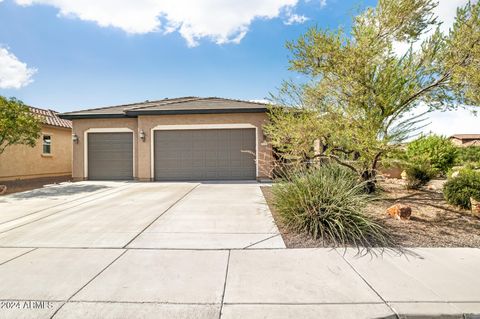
[{"x1": 29, "y1": 106, "x2": 72, "y2": 129}]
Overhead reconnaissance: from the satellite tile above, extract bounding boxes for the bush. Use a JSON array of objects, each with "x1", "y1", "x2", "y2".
[
  {"x1": 443, "y1": 169, "x2": 480, "y2": 209},
  {"x1": 406, "y1": 135, "x2": 458, "y2": 175},
  {"x1": 271, "y1": 164, "x2": 391, "y2": 247},
  {"x1": 405, "y1": 162, "x2": 436, "y2": 189},
  {"x1": 455, "y1": 146, "x2": 480, "y2": 166}
]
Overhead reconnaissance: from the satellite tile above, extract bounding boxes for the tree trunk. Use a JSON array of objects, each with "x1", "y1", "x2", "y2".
[{"x1": 361, "y1": 169, "x2": 377, "y2": 193}]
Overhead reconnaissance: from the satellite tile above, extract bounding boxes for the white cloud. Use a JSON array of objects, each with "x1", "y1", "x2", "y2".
[
  {"x1": 404, "y1": 103, "x2": 479, "y2": 137},
  {"x1": 249, "y1": 98, "x2": 271, "y2": 104},
  {"x1": 393, "y1": 0, "x2": 470, "y2": 55},
  {"x1": 15, "y1": 0, "x2": 300, "y2": 46},
  {"x1": 0, "y1": 47, "x2": 37, "y2": 89},
  {"x1": 320, "y1": 0, "x2": 327, "y2": 8},
  {"x1": 284, "y1": 13, "x2": 309, "y2": 25},
  {"x1": 424, "y1": 108, "x2": 480, "y2": 137}
]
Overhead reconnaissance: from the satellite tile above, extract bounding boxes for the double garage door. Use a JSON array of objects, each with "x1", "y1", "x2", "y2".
[{"x1": 87, "y1": 129, "x2": 256, "y2": 181}]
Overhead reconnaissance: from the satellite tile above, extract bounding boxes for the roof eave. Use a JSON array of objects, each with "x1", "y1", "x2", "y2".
[
  {"x1": 58, "y1": 113, "x2": 134, "y2": 120},
  {"x1": 126, "y1": 108, "x2": 268, "y2": 116}
]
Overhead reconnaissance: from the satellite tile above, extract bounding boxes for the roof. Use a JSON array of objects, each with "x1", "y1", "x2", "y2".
[
  {"x1": 29, "y1": 106, "x2": 72, "y2": 129},
  {"x1": 449, "y1": 134, "x2": 480, "y2": 140},
  {"x1": 59, "y1": 97, "x2": 269, "y2": 119}
]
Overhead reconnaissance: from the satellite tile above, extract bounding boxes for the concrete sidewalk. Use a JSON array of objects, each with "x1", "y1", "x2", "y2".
[{"x1": 0, "y1": 247, "x2": 479, "y2": 318}]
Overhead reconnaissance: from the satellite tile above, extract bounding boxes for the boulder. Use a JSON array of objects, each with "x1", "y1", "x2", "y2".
[
  {"x1": 387, "y1": 204, "x2": 412, "y2": 220},
  {"x1": 471, "y1": 197, "x2": 480, "y2": 218},
  {"x1": 0, "y1": 185, "x2": 7, "y2": 195}
]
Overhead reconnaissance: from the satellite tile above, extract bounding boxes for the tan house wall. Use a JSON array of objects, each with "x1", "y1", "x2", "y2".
[
  {"x1": 0, "y1": 125, "x2": 72, "y2": 181},
  {"x1": 71, "y1": 113, "x2": 273, "y2": 181}
]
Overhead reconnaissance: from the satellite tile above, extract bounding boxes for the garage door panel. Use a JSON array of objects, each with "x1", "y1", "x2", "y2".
[
  {"x1": 154, "y1": 129, "x2": 256, "y2": 181},
  {"x1": 88, "y1": 132, "x2": 133, "y2": 180}
]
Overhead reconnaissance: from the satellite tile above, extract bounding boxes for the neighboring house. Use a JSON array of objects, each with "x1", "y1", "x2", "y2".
[
  {"x1": 0, "y1": 107, "x2": 72, "y2": 182},
  {"x1": 449, "y1": 134, "x2": 480, "y2": 147},
  {"x1": 59, "y1": 97, "x2": 273, "y2": 182}
]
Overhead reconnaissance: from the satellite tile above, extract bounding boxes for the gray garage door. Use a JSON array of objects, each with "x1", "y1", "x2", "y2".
[
  {"x1": 154, "y1": 129, "x2": 256, "y2": 181},
  {"x1": 88, "y1": 132, "x2": 133, "y2": 180}
]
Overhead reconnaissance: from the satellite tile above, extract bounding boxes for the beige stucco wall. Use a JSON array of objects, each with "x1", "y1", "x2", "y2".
[
  {"x1": 71, "y1": 113, "x2": 273, "y2": 181},
  {"x1": 0, "y1": 125, "x2": 72, "y2": 181}
]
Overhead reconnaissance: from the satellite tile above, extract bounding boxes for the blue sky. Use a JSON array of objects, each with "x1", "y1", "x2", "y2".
[{"x1": 0, "y1": 0, "x2": 477, "y2": 135}]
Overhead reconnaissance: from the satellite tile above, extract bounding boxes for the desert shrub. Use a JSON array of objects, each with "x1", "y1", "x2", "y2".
[
  {"x1": 443, "y1": 169, "x2": 480, "y2": 209},
  {"x1": 405, "y1": 162, "x2": 436, "y2": 189},
  {"x1": 271, "y1": 164, "x2": 391, "y2": 247},
  {"x1": 406, "y1": 135, "x2": 458, "y2": 175},
  {"x1": 455, "y1": 146, "x2": 480, "y2": 166}
]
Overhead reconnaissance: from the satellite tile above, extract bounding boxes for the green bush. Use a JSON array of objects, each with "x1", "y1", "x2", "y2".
[
  {"x1": 443, "y1": 169, "x2": 480, "y2": 209},
  {"x1": 405, "y1": 162, "x2": 436, "y2": 189},
  {"x1": 271, "y1": 164, "x2": 391, "y2": 247},
  {"x1": 455, "y1": 146, "x2": 480, "y2": 166},
  {"x1": 406, "y1": 135, "x2": 458, "y2": 175}
]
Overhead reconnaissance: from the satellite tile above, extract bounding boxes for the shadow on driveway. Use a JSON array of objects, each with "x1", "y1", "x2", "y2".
[{"x1": 8, "y1": 183, "x2": 112, "y2": 200}]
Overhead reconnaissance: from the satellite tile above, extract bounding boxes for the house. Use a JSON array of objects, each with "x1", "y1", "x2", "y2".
[
  {"x1": 449, "y1": 134, "x2": 480, "y2": 147},
  {"x1": 59, "y1": 97, "x2": 273, "y2": 182},
  {"x1": 0, "y1": 107, "x2": 72, "y2": 182}
]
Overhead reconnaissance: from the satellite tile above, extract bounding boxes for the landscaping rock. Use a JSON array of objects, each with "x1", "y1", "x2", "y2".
[
  {"x1": 471, "y1": 198, "x2": 480, "y2": 218},
  {"x1": 0, "y1": 185, "x2": 7, "y2": 195},
  {"x1": 386, "y1": 204, "x2": 412, "y2": 220}
]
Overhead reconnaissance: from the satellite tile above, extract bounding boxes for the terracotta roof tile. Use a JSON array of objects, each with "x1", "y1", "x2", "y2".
[{"x1": 29, "y1": 106, "x2": 72, "y2": 129}]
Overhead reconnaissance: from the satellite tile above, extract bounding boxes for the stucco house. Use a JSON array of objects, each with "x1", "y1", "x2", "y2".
[
  {"x1": 449, "y1": 134, "x2": 480, "y2": 147},
  {"x1": 59, "y1": 97, "x2": 273, "y2": 182},
  {"x1": 0, "y1": 107, "x2": 72, "y2": 182}
]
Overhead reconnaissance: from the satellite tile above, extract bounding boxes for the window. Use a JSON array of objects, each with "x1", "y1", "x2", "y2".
[{"x1": 42, "y1": 135, "x2": 52, "y2": 155}]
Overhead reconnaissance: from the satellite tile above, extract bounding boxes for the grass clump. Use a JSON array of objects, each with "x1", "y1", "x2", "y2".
[
  {"x1": 271, "y1": 164, "x2": 392, "y2": 247},
  {"x1": 405, "y1": 162, "x2": 436, "y2": 190}
]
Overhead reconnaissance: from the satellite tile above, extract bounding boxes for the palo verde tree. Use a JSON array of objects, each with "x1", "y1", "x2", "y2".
[
  {"x1": 0, "y1": 96, "x2": 41, "y2": 155},
  {"x1": 265, "y1": 0, "x2": 480, "y2": 192}
]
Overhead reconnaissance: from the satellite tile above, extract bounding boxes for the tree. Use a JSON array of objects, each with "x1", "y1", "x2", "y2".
[
  {"x1": 265, "y1": 0, "x2": 480, "y2": 192},
  {"x1": 0, "y1": 96, "x2": 41, "y2": 155}
]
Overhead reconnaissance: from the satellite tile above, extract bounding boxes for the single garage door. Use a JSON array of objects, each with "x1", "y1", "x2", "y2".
[
  {"x1": 88, "y1": 132, "x2": 133, "y2": 180},
  {"x1": 154, "y1": 129, "x2": 256, "y2": 181}
]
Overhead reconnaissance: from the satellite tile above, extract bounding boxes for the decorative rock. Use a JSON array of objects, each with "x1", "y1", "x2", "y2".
[
  {"x1": 471, "y1": 197, "x2": 480, "y2": 218},
  {"x1": 0, "y1": 185, "x2": 7, "y2": 195},
  {"x1": 386, "y1": 204, "x2": 412, "y2": 220}
]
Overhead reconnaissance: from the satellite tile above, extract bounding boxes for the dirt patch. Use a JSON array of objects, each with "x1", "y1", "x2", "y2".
[
  {"x1": 0, "y1": 175, "x2": 72, "y2": 195},
  {"x1": 370, "y1": 179, "x2": 480, "y2": 247},
  {"x1": 261, "y1": 179, "x2": 480, "y2": 248}
]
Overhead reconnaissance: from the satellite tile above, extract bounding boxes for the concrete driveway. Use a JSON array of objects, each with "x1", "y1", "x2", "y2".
[
  {"x1": 1, "y1": 182, "x2": 479, "y2": 318},
  {"x1": 0, "y1": 181, "x2": 284, "y2": 249}
]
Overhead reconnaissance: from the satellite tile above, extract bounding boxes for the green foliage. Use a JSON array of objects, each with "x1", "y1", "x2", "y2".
[
  {"x1": 445, "y1": 1, "x2": 480, "y2": 105},
  {"x1": 443, "y1": 169, "x2": 480, "y2": 209},
  {"x1": 271, "y1": 164, "x2": 392, "y2": 247},
  {"x1": 405, "y1": 135, "x2": 458, "y2": 175},
  {"x1": 405, "y1": 161, "x2": 436, "y2": 189},
  {"x1": 455, "y1": 147, "x2": 480, "y2": 166},
  {"x1": 0, "y1": 96, "x2": 41, "y2": 155},
  {"x1": 266, "y1": 0, "x2": 480, "y2": 192}
]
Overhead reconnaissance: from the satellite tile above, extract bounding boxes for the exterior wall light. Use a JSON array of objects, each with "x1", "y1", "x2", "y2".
[
  {"x1": 139, "y1": 129, "x2": 146, "y2": 142},
  {"x1": 72, "y1": 134, "x2": 79, "y2": 144}
]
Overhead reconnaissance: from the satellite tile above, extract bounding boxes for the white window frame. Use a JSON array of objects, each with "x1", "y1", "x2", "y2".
[
  {"x1": 42, "y1": 133, "x2": 53, "y2": 156},
  {"x1": 150, "y1": 124, "x2": 258, "y2": 180},
  {"x1": 83, "y1": 128, "x2": 136, "y2": 179}
]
